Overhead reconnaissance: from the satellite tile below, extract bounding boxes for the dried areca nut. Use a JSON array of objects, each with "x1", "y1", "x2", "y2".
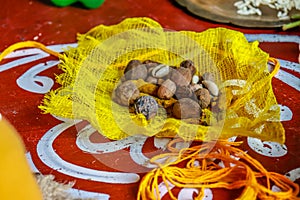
[
  {"x1": 124, "y1": 60, "x2": 148, "y2": 80},
  {"x1": 172, "y1": 98, "x2": 201, "y2": 119},
  {"x1": 192, "y1": 75, "x2": 200, "y2": 84},
  {"x1": 170, "y1": 67, "x2": 192, "y2": 86},
  {"x1": 180, "y1": 60, "x2": 196, "y2": 75},
  {"x1": 157, "y1": 79, "x2": 176, "y2": 99},
  {"x1": 126, "y1": 65, "x2": 148, "y2": 80},
  {"x1": 114, "y1": 80, "x2": 140, "y2": 106},
  {"x1": 151, "y1": 64, "x2": 170, "y2": 78},
  {"x1": 202, "y1": 80, "x2": 219, "y2": 96},
  {"x1": 134, "y1": 96, "x2": 158, "y2": 120},
  {"x1": 124, "y1": 60, "x2": 142, "y2": 73},
  {"x1": 195, "y1": 88, "x2": 211, "y2": 109},
  {"x1": 202, "y1": 72, "x2": 215, "y2": 82},
  {"x1": 146, "y1": 76, "x2": 158, "y2": 84},
  {"x1": 190, "y1": 84, "x2": 203, "y2": 92},
  {"x1": 175, "y1": 86, "x2": 193, "y2": 99},
  {"x1": 165, "y1": 66, "x2": 177, "y2": 79}
]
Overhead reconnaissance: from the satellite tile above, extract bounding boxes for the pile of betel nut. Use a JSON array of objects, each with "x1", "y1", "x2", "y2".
[{"x1": 113, "y1": 59, "x2": 226, "y2": 125}]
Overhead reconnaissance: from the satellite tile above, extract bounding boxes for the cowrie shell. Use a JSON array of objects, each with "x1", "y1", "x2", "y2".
[
  {"x1": 202, "y1": 80, "x2": 219, "y2": 96},
  {"x1": 192, "y1": 75, "x2": 200, "y2": 84},
  {"x1": 151, "y1": 64, "x2": 170, "y2": 78}
]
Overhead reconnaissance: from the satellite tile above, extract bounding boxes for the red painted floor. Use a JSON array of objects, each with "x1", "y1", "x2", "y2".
[{"x1": 0, "y1": 0, "x2": 299, "y2": 199}]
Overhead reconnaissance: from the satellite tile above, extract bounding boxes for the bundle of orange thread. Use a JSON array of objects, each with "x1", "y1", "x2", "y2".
[{"x1": 138, "y1": 139, "x2": 299, "y2": 200}]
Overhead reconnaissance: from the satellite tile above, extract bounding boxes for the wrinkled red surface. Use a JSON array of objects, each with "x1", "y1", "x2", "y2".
[{"x1": 0, "y1": 0, "x2": 299, "y2": 199}]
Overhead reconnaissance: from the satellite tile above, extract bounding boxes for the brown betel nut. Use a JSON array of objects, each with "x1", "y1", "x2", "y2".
[
  {"x1": 170, "y1": 67, "x2": 192, "y2": 87},
  {"x1": 124, "y1": 60, "x2": 148, "y2": 80},
  {"x1": 175, "y1": 85, "x2": 194, "y2": 99},
  {"x1": 124, "y1": 60, "x2": 141, "y2": 73},
  {"x1": 114, "y1": 80, "x2": 140, "y2": 106},
  {"x1": 172, "y1": 98, "x2": 201, "y2": 119},
  {"x1": 157, "y1": 79, "x2": 176, "y2": 99},
  {"x1": 180, "y1": 60, "x2": 196, "y2": 75},
  {"x1": 195, "y1": 88, "x2": 211, "y2": 109}
]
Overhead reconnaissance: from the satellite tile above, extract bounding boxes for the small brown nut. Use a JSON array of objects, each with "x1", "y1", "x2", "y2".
[
  {"x1": 175, "y1": 86, "x2": 193, "y2": 99},
  {"x1": 124, "y1": 60, "x2": 142, "y2": 73},
  {"x1": 165, "y1": 66, "x2": 177, "y2": 80},
  {"x1": 170, "y1": 67, "x2": 192, "y2": 86},
  {"x1": 114, "y1": 80, "x2": 140, "y2": 106},
  {"x1": 180, "y1": 60, "x2": 196, "y2": 75},
  {"x1": 172, "y1": 98, "x2": 201, "y2": 119},
  {"x1": 124, "y1": 60, "x2": 147, "y2": 80},
  {"x1": 157, "y1": 79, "x2": 176, "y2": 99},
  {"x1": 195, "y1": 88, "x2": 211, "y2": 109},
  {"x1": 202, "y1": 72, "x2": 215, "y2": 82},
  {"x1": 134, "y1": 96, "x2": 158, "y2": 120}
]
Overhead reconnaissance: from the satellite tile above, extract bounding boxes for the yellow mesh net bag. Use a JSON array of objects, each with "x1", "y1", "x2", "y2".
[
  {"x1": 137, "y1": 139, "x2": 299, "y2": 200},
  {"x1": 36, "y1": 17, "x2": 284, "y2": 143}
]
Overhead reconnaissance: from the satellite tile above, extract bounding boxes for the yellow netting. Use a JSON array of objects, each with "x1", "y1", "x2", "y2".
[{"x1": 36, "y1": 17, "x2": 284, "y2": 143}]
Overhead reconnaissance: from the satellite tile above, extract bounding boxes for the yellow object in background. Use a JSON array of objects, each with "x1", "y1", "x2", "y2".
[{"x1": 0, "y1": 117, "x2": 42, "y2": 200}]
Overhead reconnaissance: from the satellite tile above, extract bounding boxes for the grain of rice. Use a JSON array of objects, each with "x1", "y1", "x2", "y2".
[{"x1": 234, "y1": 0, "x2": 300, "y2": 19}]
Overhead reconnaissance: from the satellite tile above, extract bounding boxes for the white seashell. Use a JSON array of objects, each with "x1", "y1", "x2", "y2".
[
  {"x1": 151, "y1": 64, "x2": 170, "y2": 78},
  {"x1": 202, "y1": 80, "x2": 219, "y2": 96},
  {"x1": 192, "y1": 75, "x2": 200, "y2": 84}
]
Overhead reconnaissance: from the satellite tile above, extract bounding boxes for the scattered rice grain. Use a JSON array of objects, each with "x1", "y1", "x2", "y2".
[{"x1": 234, "y1": 0, "x2": 300, "y2": 19}]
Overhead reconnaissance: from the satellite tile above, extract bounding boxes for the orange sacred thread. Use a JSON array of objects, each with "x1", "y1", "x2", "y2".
[
  {"x1": 0, "y1": 41, "x2": 61, "y2": 61},
  {"x1": 138, "y1": 139, "x2": 299, "y2": 200}
]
